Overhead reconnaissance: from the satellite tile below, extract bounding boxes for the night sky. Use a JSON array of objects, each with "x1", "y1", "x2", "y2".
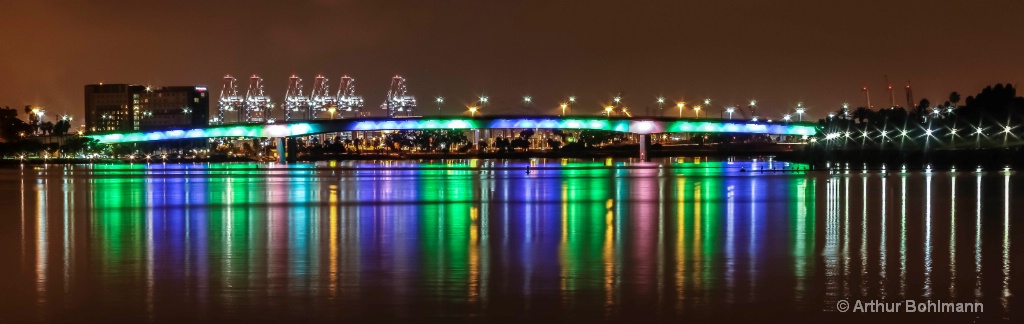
[{"x1": 2, "y1": 0, "x2": 1022, "y2": 122}]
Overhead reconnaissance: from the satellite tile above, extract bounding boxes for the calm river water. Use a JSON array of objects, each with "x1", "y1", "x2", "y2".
[{"x1": 0, "y1": 158, "x2": 1020, "y2": 322}]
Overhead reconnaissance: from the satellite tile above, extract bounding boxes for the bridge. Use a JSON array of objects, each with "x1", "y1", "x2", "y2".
[{"x1": 86, "y1": 115, "x2": 818, "y2": 162}]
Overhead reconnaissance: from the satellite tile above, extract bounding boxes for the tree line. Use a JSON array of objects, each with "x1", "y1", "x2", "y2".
[{"x1": 818, "y1": 83, "x2": 1024, "y2": 149}]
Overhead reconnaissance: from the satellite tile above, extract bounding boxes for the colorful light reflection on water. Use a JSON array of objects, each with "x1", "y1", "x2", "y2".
[{"x1": 1, "y1": 159, "x2": 1020, "y2": 322}]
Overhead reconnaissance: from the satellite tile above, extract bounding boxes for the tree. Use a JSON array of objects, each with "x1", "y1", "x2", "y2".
[
  {"x1": 949, "y1": 91, "x2": 961, "y2": 108},
  {"x1": 0, "y1": 106, "x2": 33, "y2": 141},
  {"x1": 23, "y1": 105, "x2": 40, "y2": 134},
  {"x1": 40, "y1": 121, "x2": 54, "y2": 135},
  {"x1": 518, "y1": 129, "x2": 535, "y2": 139},
  {"x1": 54, "y1": 119, "x2": 71, "y2": 135},
  {"x1": 852, "y1": 107, "x2": 873, "y2": 124}
]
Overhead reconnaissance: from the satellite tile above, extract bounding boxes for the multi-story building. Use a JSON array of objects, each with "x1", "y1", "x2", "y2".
[
  {"x1": 85, "y1": 84, "x2": 209, "y2": 132},
  {"x1": 84, "y1": 84, "x2": 145, "y2": 132},
  {"x1": 136, "y1": 86, "x2": 209, "y2": 130}
]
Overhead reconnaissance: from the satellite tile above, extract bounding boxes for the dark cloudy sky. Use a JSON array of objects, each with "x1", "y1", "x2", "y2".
[{"x1": 2, "y1": 0, "x2": 1022, "y2": 121}]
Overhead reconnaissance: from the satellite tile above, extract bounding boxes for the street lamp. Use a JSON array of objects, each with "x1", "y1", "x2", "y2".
[
  {"x1": 749, "y1": 100, "x2": 757, "y2": 121},
  {"x1": 328, "y1": 107, "x2": 337, "y2": 119},
  {"x1": 726, "y1": 106, "x2": 735, "y2": 119},
  {"x1": 783, "y1": 114, "x2": 791, "y2": 122},
  {"x1": 694, "y1": 105, "x2": 702, "y2": 118},
  {"x1": 435, "y1": 96, "x2": 444, "y2": 113},
  {"x1": 657, "y1": 97, "x2": 665, "y2": 115},
  {"x1": 523, "y1": 96, "x2": 532, "y2": 104},
  {"x1": 479, "y1": 96, "x2": 489, "y2": 105},
  {"x1": 613, "y1": 96, "x2": 621, "y2": 104},
  {"x1": 795, "y1": 102, "x2": 806, "y2": 121},
  {"x1": 605, "y1": 106, "x2": 614, "y2": 117},
  {"x1": 469, "y1": 106, "x2": 478, "y2": 117},
  {"x1": 560, "y1": 103, "x2": 567, "y2": 116},
  {"x1": 676, "y1": 102, "x2": 685, "y2": 118}
]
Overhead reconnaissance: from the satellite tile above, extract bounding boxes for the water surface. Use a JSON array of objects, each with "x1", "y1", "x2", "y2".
[{"x1": 0, "y1": 159, "x2": 1020, "y2": 322}]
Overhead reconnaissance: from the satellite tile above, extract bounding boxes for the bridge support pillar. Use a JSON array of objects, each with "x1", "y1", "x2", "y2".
[
  {"x1": 639, "y1": 134, "x2": 649, "y2": 162},
  {"x1": 473, "y1": 129, "x2": 480, "y2": 152},
  {"x1": 286, "y1": 137, "x2": 298, "y2": 163},
  {"x1": 276, "y1": 137, "x2": 286, "y2": 164}
]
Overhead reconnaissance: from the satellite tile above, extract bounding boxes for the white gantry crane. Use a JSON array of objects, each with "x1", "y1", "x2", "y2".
[
  {"x1": 217, "y1": 75, "x2": 244, "y2": 124},
  {"x1": 380, "y1": 75, "x2": 416, "y2": 117},
  {"x1": 283, "y1": 75, "x2": 309, "y2": 121},
  {"x1": 244, "y1": 75, "x2": 271, "y2": 123},
  {"x1": 336, "y1": 75, "x2": 364, "y2": 117},
  {"x1": 308, "y1": 75, "x2": 337, "y2": 119}
]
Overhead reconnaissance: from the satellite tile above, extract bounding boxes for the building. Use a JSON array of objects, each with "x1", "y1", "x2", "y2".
[
  {"x1": 85, "y1": 84, "x2": 209, "y2": 132},
  {"x1": 84, "y1": 84, "x2": 144, "y2": 132},
  {"x1": 137, "y1": 86, "x2": 209, "y2": 130}
]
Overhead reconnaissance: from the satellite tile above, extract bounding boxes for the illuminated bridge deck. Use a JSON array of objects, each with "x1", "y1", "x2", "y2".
[{"x1": 87, "y1": 115, "x2": 818, "y2": 144}]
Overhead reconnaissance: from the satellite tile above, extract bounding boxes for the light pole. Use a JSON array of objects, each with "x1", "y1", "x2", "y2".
[
  {"x1": 676, "y1": 102, "x2": 685, "y2": 118},
  {"x1": 469, "y1": 106, "x2": 478, "y2": 117},
  {"x1": 524, "y1": 96, "x2": 532, "y2": 104},
  {"x1": 605, "y1": 106, "x2": 614, "y2": 117},
  {"x1": 783, "y1": 114, "x2": 791, "y2": 122},
  {"x1": 694, "y1": 105, "x2": 702, "y2": 118},
  {"x1": 795, "y1": 102, "x2": 806, "y2": 121},
  {"x1": 568, "y1": 96, "x2": 576, "y2": 115},
  {"x1": 328, "y1": 107, "x2": 336, "y2": 119},
  {"x1": 560, "y1": 103, "x2": 567, "y2": 116},
  {"x1": 726, "y1": 107, "x2": 735, "y2": 119},
  {"x1": 749, "y1": 100, "x2": 757, "y2": 121},
  {"x1": 436, "y1": 97, "x2": 444, "y2": 114},
  {"x1": 657, "y1": 97, "x2": 665, "y2": 116}
]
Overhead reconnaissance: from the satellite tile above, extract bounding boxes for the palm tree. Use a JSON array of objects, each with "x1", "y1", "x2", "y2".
[{"x1": 949, "y1": 91, "x2": 961, "y2": 108}]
